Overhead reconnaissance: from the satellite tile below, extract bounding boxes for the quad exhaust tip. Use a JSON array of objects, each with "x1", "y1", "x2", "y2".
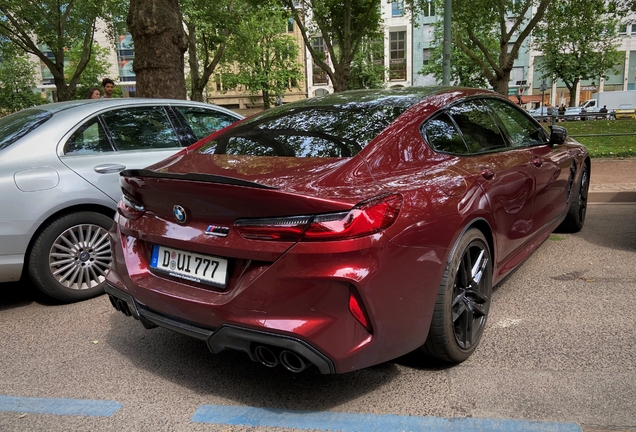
[
  {"x1": 254, "y1": 345, "x2": 310, "y2": 373},
  {"x1": 108, "y1": 294, "x2": 132, "y2": 317}
]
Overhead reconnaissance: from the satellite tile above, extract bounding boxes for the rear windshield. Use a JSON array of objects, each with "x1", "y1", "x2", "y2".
[
  {"x1": 196, "y1": 104, "x2": 408, "y2": 158},
  {"x1": 0, "y1": 109, "x2": 52, "y2": 150}
]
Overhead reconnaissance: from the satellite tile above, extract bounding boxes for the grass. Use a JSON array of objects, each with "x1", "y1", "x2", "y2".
[{"x1": 554, "y1": 119, "x2": 636, "y2": 158}]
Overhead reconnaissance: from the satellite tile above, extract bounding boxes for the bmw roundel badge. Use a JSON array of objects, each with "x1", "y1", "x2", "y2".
[{"x1": 173, "y1": 205, "x2": 187, "y2": 224}]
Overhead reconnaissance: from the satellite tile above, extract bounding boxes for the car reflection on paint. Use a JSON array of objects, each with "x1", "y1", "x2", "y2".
[
  {"x1": 0, "y1": 98, "x2": 242, "y2": 303},
  {"x1": 106, "y1": 87, "x2": 590, "y2": 374}
]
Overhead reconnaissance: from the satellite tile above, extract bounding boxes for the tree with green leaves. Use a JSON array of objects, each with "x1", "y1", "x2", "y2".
[
  {"x1": 419, "y1": 15, "x2": 491, "y2": 88},
  {"x1": 533, "y1": 0, "x2": 623, "y2": 106},
  {"x1": 0, "y1": 1, "x2": 123, "y2": 101},
  {"x1": 348, "y1": 37, "x2": 386, "y2": 90},
  {"x1": 0, "y1": 47, "x2": 45, "y2": 114},
  {"x1": 67, "y1": 44, "x2": 112, "y2": 100},
  {"x1": 181, "y1": 0, "x2": 248, "y2": 102},
  {"x1": 281, "y1": 0, "x2": 383, "y2": 92},
  {"x1": 221, "y1": 7, "x2": 303, "y2": 109},
  {"x1": 436, "y1": 0, "x2": 551, "y2": 95},
  {"x1": 127, "y1": 0, "x2": 187, "y2": 98}
]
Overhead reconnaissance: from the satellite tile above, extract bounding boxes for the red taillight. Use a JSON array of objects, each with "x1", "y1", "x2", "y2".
[
  {"x1": 234, "y1": 215, "x2": 311, "y2": 242},
  {"x1": 348, "y1": 287, "x2": 372, "y2": 333},
  {"x1": 117, "y1": 195, "x2": 146, "y2": 220},
  {"x1": 234, "y1": 193, "x2": 402, "y2": 242}
]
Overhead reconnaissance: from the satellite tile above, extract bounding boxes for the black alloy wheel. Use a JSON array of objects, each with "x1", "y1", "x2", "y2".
[{"x1": 419, "y1": 228, "x2": 493, "y2": 363}]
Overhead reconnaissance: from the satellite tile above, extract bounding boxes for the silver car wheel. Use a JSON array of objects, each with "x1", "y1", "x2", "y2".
[{"x1": 49, "y1": 223, "x2": 112, "y2": 290}]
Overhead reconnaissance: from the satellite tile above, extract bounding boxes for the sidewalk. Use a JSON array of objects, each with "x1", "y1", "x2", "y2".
[{"x1": 589, "y1": 158, "x2": 636, "y2": 203}]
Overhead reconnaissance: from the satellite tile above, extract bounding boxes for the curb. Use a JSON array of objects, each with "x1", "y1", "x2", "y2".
[{"x1": 588, "y1": 191, "x2": 636, "y2": 203}]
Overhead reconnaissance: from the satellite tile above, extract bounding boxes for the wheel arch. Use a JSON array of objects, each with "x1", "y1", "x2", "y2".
[
  {"x1": 450, "y1": 218, "x2": 495, "y2": 268},
  {"x1": 23, "y1": 204, "x2": 116, "y2": 273}
]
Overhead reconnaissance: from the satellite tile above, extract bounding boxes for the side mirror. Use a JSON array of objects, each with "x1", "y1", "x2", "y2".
[{"x1": 548, "y1": 125, "x2": 567, "y2": 146}]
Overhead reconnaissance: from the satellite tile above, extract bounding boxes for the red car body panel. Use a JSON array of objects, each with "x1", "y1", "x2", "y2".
[{"x1": 106, "y1": 87, "x2": 589, "y2": 373}]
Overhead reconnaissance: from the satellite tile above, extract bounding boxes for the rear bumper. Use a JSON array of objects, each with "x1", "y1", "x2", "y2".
[{"x1": 105, "y1": 283, "x2": 336, "y2": 374}]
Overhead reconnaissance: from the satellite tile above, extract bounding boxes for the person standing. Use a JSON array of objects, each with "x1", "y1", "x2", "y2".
[
  {"x1": 101, "y1": 78, "x2": 115, "y2": 98},
  {"x1": 86, "y1": 87, "x2": 101, "y2": 99}
]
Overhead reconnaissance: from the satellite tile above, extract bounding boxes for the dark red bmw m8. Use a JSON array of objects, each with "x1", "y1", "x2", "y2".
[{"x1": 106, "y1": 87, "x2": 589, "y2": 374}]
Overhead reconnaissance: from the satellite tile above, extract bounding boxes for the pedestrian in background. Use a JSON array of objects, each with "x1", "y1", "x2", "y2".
[
  {"x1": 101, "y1": 78, "x2": 115, "y2": 98},
  {"x1": 86, "y1": 87, "x2": 101, "y2": 99}
]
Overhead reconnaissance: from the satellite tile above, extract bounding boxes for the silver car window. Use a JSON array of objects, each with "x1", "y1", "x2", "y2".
[
  {"x1": 101, "y1": 106, "x2": 181, "y2": 151},
  {"x1": 64, "y1": 117, "x2": 113, "y2": 155},
  {"x1": 172, "y1": 107, "x2": 238, "y2": 140}
]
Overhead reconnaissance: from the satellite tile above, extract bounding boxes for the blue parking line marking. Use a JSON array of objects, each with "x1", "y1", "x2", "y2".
[
  {"x1": 191, "y1": 405, "x2": 582, "y2": 431},
  {"x1": 0, "y1": 395, "x2": 122, "y2": 417}
]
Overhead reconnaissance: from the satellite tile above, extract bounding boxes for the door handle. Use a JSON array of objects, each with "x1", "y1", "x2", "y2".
[
  {"x1": 94, "y1": 163, "x2": 126, "y2": 174},
  {"x1": 480, "y1": 166, "x2": 495, "y2": 180},
  {"x1": 532, "y1": 156, "x2": 543, "y2": 167}
]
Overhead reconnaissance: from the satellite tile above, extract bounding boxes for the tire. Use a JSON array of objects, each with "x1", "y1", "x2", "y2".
[
  {"x1": 418, "y1": 228, "x2": 493, "y2": 363},
  {"x1": 556, "y1": 161, "x2": 589, "y2": 233},
  {"x1": 28, "y1": 212, "x2": 114, "y2": 303}
]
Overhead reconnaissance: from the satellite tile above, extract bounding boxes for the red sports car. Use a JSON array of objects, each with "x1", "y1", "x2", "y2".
[{"x1": 106, "y1": 87, "x2": 589, "y2": 374}]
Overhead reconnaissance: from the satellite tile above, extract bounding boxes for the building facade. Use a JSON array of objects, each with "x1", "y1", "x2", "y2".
[{"x1": 22, "y1": 9, "x2": 636, "y2": 108}]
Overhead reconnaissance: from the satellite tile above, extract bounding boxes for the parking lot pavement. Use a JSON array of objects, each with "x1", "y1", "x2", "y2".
[
  {"x1": 0, "y1": 203, "x2": 635, "y2": 431},
  {"x1": 589, "y1": 158, "x2": 636, "y2": 202}
]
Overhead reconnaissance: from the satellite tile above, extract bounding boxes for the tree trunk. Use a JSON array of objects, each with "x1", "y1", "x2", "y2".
[
  {"x1": 127, "y1": 0, "x2": 188, "y2": 99},
  {"x1": 185, "y1": 21, "x2": 205, "y2": 102},
  {"x1": 490, "y1": 70, "x2": 511, "y2": 97},
  {"x1": 332, "y1": 64, "x2": 351, "y2": 92}
]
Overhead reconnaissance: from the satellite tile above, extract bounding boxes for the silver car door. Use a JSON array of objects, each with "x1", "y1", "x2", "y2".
[{"x1": 59, "y1": 106, "x2": 183, "y2": 203}]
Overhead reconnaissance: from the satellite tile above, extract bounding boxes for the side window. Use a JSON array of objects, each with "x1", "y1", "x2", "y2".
[
  {"x1": 485, "y1": 99, "x2": 547, "y2": 147},
  {"x1": 173, "y1": 107, "x2": 238, "y2": 141},
  {"x1": 101, "y1": 106, "x2": 180, "y2": 151},
  {"x1": 421, "y1": 113, "x2": 469, "y2": 154},
  {"x1": 448, "y1": 100, "x2": 507, "y2": 153},
  {"x1": 64, "y1": 118, "x2": 113, "y2": 155}
]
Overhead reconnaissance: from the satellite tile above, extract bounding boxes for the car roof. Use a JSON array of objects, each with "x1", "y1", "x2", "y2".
[{"x1": 18, "y1": 98, "x2": 241, "y2": 118}]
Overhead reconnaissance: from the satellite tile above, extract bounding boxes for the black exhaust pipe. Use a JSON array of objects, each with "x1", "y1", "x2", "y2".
[
  {"x1": 254, "y1": 345, "x2": 280, "y2": 368},
  {"x1": 279, "y1": 350, "x2": 309, "y2": 373},
  {"x1": 108, "y1": 294, "x2": 132, "y2": 317}
]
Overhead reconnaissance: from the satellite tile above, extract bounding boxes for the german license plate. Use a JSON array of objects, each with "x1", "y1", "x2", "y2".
[{"x1": 150, "y1": 245, "x2": 228, "y2": 288}]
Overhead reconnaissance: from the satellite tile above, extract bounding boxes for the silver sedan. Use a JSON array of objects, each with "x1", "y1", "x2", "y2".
[{"x1": 0, "y1": 98, "x2": 242, "y2": 302}]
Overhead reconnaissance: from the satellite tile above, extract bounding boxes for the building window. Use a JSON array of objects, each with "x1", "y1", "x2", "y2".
[
  {"x1": 287, "y1": 18, "x2": 294, "y2": 32},
  {"x1": 392, "y1": 0, "x2": 404, "y2": 17},
  {"x1": 422, "y1": 49, "x2": 430, "y2": 66},
  {"x1": 312, "y1": 37, "x2": 328, "y2": 85},
  {"x1": 39, "y1": 48, "x2": 56, "y2": 86},
  {"x1": 423, "y1": 1, "x2": 435, "y2": 17},
  {"x1": 390, "y1": 31, "x2": 406, "y2": 81},
  {"x1": 116, "y1": 33, "x2": 136, "y2": 82},
  {"x1": 619, "y1": 24, "x2": 627, "y2": 34}
]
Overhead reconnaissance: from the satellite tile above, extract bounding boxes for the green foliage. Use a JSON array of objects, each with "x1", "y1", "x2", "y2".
[
  {"x1": 181, "y1": 0, "x2": 247, "y2": 101},
  {"x1": 221, "y1": 7, "x2": 303, "y2": 109},
  {"x1": 281, "y1": 0, "x2": 383, "y2": 92},
  {"x1": 67, "y1": 44, "x2": 112, "y2": 100},
  {"x1": 419, "y1": 9, "x2": 491, "y2": 88},
  {"x1": 426, "y1": 0, "x2": 551, "y2": 95},
  {"x1": 562, "y1": 119, "x2": 636, "y2": 158},
  {"x1": 533, "y1": 0, "x2": 623, "y2": 106},
  {"x1": 0, "y1": 47, "x2": 46, "y2": 114},
  {"x1": 349, "y1": 38, "x2": 386, "y2": 90},
  {"x1": 0, "y1": 0, "x2": 127, "y2": 100}
]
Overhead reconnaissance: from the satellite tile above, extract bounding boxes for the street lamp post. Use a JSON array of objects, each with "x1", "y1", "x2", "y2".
[{"x1": 539, "y1": 79, "x2": 548, "y2": 116}]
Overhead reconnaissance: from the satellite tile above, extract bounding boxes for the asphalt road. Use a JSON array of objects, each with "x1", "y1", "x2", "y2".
[{"x1": 1, "y1": 203, "x2": 635, "y2": 432}]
